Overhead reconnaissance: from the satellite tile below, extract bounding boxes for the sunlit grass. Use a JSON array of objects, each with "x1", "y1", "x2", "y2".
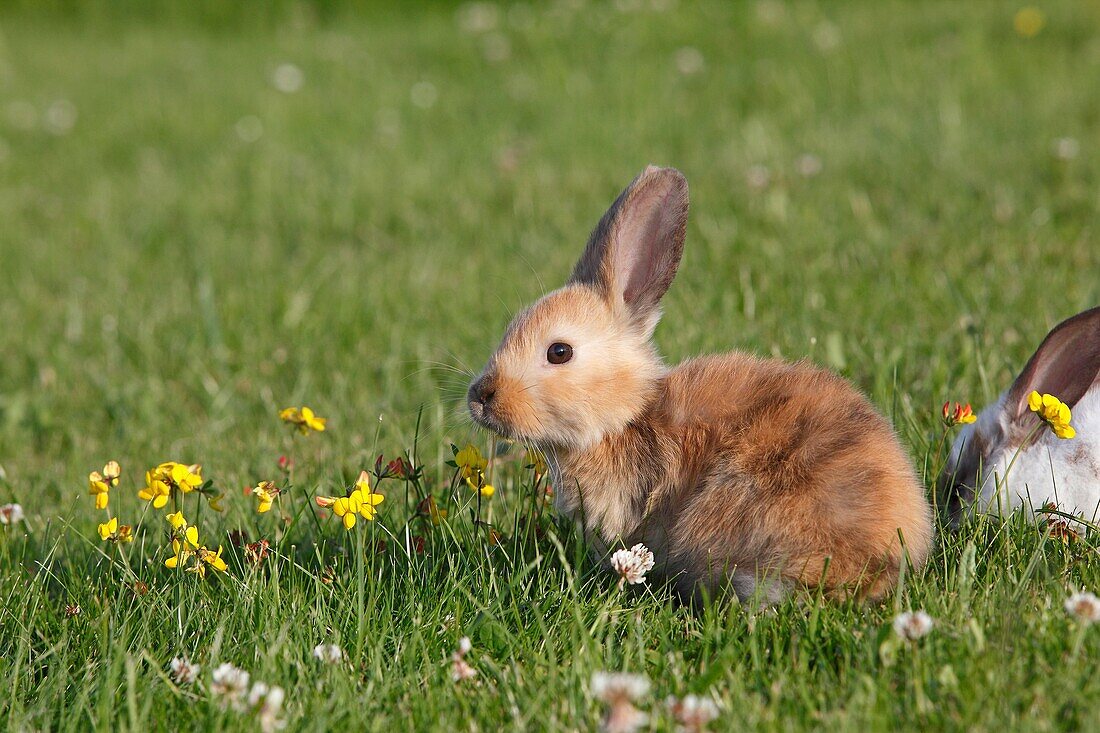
[{"x1": 0, "y1": 0, "x2": 1099, "y2": 730}]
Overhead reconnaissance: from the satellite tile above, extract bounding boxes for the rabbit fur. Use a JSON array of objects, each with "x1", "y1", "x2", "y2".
[{"x1": 468, "y1": 166, "x2": 932, "y2": 602}]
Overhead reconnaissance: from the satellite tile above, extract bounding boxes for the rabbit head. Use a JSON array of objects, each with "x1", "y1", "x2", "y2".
[
  {"x1": 941, "y1": 306, "x2": 1100, "y2": 519},
  {"x1": 468, "y1": 166, "x2": 688, "y2": 450}
]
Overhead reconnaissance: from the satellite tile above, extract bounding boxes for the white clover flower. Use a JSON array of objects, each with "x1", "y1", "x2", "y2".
[
  {"x1": 169, "y1": 656, "x2": 200, "y2": 685},
  {"x1": 247, "y1": 681, "x2": 270, "y2": 708},
  {"x1": 271, "y1": 63, "x2": 304, "y2": 93},
  {"x1": 603, "y1": 705, "x2": 648, "y2": 733},
  {"x1": 210, "y1": 662, "x2": 251, "y2": 705},
  {"x1": 674, "y1": 47, "x2": 705, "y2": 75},
  {"x1": 812, "y1": 21, "x2": 841, "y2": 52},
  {"x1": 1053, "y1": 137, "x2": 1080, "y2": 161},
  {"x1": 591, "y1": 672, "x2": 650, "y2": 704},
  {"x1": 481, "y1": 33, "x2": 511, "y2": 63},
  {"x1": 1064, "y1": 591, "x2": 1100, "y2": 625},
  {"x1": 610, "y1": 544, "x2": 655, "y2": 585},
  {"x1": 249, "y1": 683, "x2": 286, "y2": 733},
  {"x1": 251, "y1": 683, "x2": 285, "y2": 712},
  {"x1": 892, "y1": 610, "x2": 934, "y2": 641},
  {"x1": 755, "y1": 0, "x2": 785, "y2": 26},
  {"x1": 450, "y1": 636, "x2": 478, "y2": 682},
  {"x1": 235, "y1": 116, "x2": 263, "y2": 143},
  {"x1": 451, "y1": 657, "x2": 478, "y2": 682},
  {"x1": 746, "y1": 165, "x2": 771, "y2": 190},
  {"x1": 0, "y1": 503, "x2": 24, "y2": 525},
  {"x1": 44, "y1": 100, "x2": 77, "y2": 135},
  {"x1": 796, "y1": 153, "x2": 823, "y2": 178},
  {"x1": 410, "y1": 81, "x2": 438, "y2": 109},
  {"x1": 313, "y1": 643, "x2": 344, "y2": 664},
  {"x1": 593, "y1": 672, "x2": 651, "y2": 733},
  {"x1": 456, "y1": 2, "x2": 499, "y2": 33},
  {"x1": 667, "y1": 694, "x2": 719, "y2": 732}
]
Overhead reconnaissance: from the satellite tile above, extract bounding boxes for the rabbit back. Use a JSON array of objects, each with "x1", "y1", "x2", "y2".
[
  {"x1": 554, "y1": 352, "x2": 932, "y2": 600},
  {"x1": 660, "y1": 354, "x2": 930, "y2": 599}
]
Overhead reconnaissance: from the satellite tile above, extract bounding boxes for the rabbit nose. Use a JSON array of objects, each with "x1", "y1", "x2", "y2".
[{"x1": 469, "y1": 378, "x2": 496, "y2": 406}]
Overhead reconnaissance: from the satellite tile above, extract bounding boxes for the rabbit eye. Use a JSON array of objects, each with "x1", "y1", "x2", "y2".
[{"x1": 546, "y1": 342, "x2": 573, "y2": 365}]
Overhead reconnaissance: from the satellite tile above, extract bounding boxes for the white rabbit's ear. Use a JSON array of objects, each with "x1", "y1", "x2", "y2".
[
  {"x1": 1005, "y1": 306, "x2": 1100, "y2": 421},
  {"x1": 570, "y1": 166, "x2": 688, "y2": 331}
]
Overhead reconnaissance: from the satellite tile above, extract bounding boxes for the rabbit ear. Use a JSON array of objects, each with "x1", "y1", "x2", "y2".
[
  {"x1": 570, "y1": 166, "x2": 688, "y2": 331},
  {"x1": 1005, "y1": 306, "x2": 1100, "y2": 421}
]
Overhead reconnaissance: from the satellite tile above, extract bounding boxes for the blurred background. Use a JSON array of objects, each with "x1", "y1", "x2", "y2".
[{"x1": 0, "y1": 0, "x2": 1097, "y2": 509}]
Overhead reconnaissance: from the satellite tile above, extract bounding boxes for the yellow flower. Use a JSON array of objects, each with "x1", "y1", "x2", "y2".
[
  {"x1": 139, "y1": 462, "x2": 202, "y2": 508},
  {"x1": 138, "y1": 475, "x2": 171, "y2": 509},
  {"x1": 102, "y1": 461, "x2": 121, "y2": 483},
  {"x1": 165, "y1": 525, "x2": 200, "y2": 569},
  {"x1": 1014, "y1": 7, "x2": 1045, "y2": 38},
  {"x1": 301, "y1": 407, "x2": 326, "y2": 431},
  {"x1": 1028, "y1": 391, "x2": 1076, "y2": 440},
  {"x1": 354, "y1": 488, "x2": 385, "y2": 520},
  {"x1": 252, "y1": 481, "x2": 279, "y2": 514},
  {"x1": 331, "y1": 495, "x2": 358, "y2": 529},
  {"x1": 319, "y1": 472, "x2": 384, "y2": 530},
  {"x1": 98, "y1": 517, "x2": 117, "y2": 541},
  {"x1": 166, "y1": 511, "x2": 187, "y2": 531},
  {"x1": 89, "y1": 477, "x2": 110, "y2": 510},
  {"x1": 164, "y1": 540, "x2": 189, "y2": 569},
  {"x1": 198, "y1": 546, "x2": 228, "y2": 573},
  {"x1": 181, "y1": 524, "x2": 199, "y2": 548},
  {"x1": 98, "y1": 516, "x2": 134, "y2": 544},
  {"x1": 455, "y1": 444, "x2": 488, "y2": 480},
  {"x1": 168, "y1": 463, "x2": 203, "y2": 493},
  {"x1": 466, "y1": 476, "x2": 495, "y2": 499},
  {"x1": 941, "y1": 402, "x2": 976, "y2": 427},
  {"x1": 351, "y1": 471, "x2": 385, "y2": 520},
  {"x1": 1053, "y1": 424, "x2": 1075, "y2": 440},
  {"x1": 88, "y1": 461, "x2": 120, "y2": 510},
  {"x1": 280, "y1": 406, "x2": 326, "y2": 434},
  {"x1": 456, "y1": 444, "x2": 494, "y2": 497}
]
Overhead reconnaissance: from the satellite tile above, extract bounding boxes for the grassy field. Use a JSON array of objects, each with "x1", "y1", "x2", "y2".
[{"x1": 2, "y1": 0, "x2": 1100, "y2": 730}]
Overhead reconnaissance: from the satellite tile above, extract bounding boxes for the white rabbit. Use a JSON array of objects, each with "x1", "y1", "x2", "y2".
[{"x1": 941, "y1": 307, "x2": 1100, "y2": 521}]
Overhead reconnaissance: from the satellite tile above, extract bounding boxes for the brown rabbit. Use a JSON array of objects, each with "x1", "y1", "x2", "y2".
[{"x1": 468, "y1": 166, "x2": 932, "y2": 602}]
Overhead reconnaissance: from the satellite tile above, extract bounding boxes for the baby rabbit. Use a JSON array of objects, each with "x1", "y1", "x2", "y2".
[
  {"x1": 941, "y1": 306, "x2": 1100, "y2": 522},
  {"x1": 468, "y1": 166, "x2": 931, "y2": 602}
]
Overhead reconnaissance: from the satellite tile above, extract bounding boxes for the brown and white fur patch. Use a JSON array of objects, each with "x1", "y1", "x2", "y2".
[{"x1": 470, "y1": 166, "x2": 932, "y2": 603}]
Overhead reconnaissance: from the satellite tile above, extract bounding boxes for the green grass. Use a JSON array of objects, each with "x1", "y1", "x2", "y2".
[{"x1": 2, "y1": 0, "x2": 1100, "y2": 730}]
